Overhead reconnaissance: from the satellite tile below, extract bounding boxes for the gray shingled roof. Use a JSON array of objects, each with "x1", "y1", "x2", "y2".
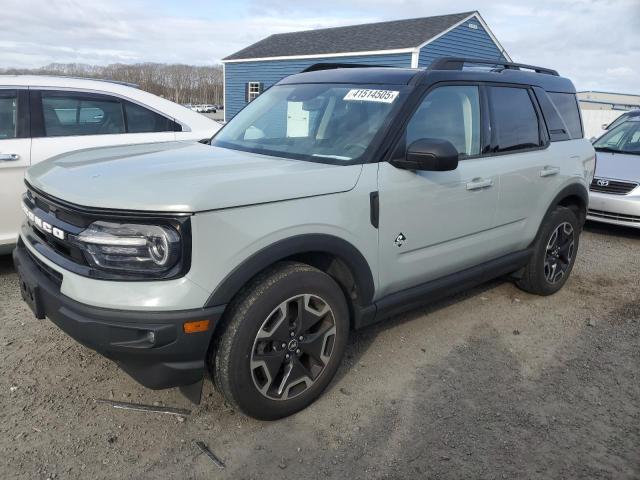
[{"x1": 223, "y1": 11, "x2": 475, "y2": 61}]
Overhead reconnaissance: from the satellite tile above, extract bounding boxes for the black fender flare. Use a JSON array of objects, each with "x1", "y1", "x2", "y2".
[
  {"x1": 205, "y1": 234, "x2": 375, "y2": 307},
  {"x1": 527, "y1": 183, "x2": 589, "y2": 251},
  {"x1": 544, "y1": 182, "x2": 589, "y2": 221}
]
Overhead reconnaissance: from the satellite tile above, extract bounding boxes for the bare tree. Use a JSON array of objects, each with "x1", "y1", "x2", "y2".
[{"x1": 1, "y1": 63, "x2": 224, "y2": 104}]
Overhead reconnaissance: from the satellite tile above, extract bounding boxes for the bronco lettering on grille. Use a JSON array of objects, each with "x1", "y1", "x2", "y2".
[{"x1": 22, "y1": 203, "x2": 66, "y2": 240}]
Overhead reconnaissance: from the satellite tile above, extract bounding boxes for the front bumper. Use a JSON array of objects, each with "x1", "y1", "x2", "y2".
[
  {"x1": 13, "y1": 243, "x2": 225, "y2": 390},
  {"x1": 587, "y1": 190, "x2": 640, "y2": 229}
]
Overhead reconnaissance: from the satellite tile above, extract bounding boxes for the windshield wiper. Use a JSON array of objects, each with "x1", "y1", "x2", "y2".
[{"x1": 594, "y1": 146, "x2": 623, "y2": 154}]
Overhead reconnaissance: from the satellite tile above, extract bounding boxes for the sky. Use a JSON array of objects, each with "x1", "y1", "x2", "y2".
[{"x1": 1, "y1": 0, "x2": 639, "y2": 93}]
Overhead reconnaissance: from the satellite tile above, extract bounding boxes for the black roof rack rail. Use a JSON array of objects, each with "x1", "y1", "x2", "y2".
[
  {"x1": 302, "y1": 63, "x2": 391, "y2": 73},
  {"x1": 428, "y1": 57, "x2": 559, "y2": 76}
]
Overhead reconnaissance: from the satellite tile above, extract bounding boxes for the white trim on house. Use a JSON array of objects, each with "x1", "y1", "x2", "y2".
[
  {"x1": 410, "y1": 50, "x2": 420, "y2": 68},
  {"x1": 222, "y1": 62, "x2": 226, "y2": 123},
  {"x1": 414, "y1": 12, "x2": 478, "y2": 50},
  {"x1": 472, "y1": 13, "x2": 513, "y2": 62},
  {"x1": 413, "y1": 12, "x2": 512, "y2": 62},
  {"x1": 222, "y1": 12, "x2": 511, "y2": 65},
  {"x1": 222, "y1": 48, "x2": 416, "y2": 63}
]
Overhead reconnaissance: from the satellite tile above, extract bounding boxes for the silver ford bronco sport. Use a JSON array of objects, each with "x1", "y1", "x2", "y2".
[{"x1": 14, "y1": 58, "x2": 595, "y2": 420}]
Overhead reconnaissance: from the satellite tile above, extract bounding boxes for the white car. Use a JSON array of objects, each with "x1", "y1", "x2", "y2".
[
  {"x1": 0, "y1": 75, "x2": 221, "y2": 253},
  {"x1": 588, "y1": 117, "x2": 640, "y2": 228}
]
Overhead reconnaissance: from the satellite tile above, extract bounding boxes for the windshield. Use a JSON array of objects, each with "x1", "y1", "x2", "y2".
[
  {"x1": 594, "y1": 119, "x2": 640, "y2": 155},
  {"x1": 606, "y1": 111, "x2": 637, "y2": 131},
  {"x1": 212, "y1": 83, "x2": 405, "y2": 163}
]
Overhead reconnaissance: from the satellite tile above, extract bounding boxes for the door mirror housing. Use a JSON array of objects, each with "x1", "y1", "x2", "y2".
[{"x1": 393, "y1": 138, "x2": 459, "y2": 171}]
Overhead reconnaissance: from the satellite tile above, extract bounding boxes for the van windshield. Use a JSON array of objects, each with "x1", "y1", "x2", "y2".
[{"x1": 212, "y1": 83, "x2": 405, "y2": 163}]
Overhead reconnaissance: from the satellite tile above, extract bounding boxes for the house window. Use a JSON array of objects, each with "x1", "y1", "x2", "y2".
[{"x1": 247, "y1": 82, "x2": 262, "y2": 102}]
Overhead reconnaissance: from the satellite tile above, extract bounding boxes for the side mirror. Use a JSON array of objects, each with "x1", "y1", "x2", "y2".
[
  {"x1": 393, "y1": 138, "x2": 459, "y2": 171},
  {"x1": 589, "y1": 136, "x2": 597, "y2": 143}
]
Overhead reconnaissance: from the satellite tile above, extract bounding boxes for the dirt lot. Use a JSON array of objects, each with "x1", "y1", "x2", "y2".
[{"x1": 1, "y1": 222, "x2": 638, "y2": 480}]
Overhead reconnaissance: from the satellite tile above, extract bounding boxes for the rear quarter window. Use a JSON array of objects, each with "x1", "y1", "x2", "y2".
[
  {"x1": 548, "y1": 92, "x2": 583, "y2": 139},
  {"x1": 124, "y1": 102, "x2": 179, "y2": 133},
  {"x1": 489, "y1": 86, "x2": 541, "y2": 152}
]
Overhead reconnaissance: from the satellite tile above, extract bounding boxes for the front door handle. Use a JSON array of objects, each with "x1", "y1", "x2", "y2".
[
  {"x1": 0, "y1": 153, "x2": 20, "y2": 161},
  {"x1": 466, "y1": 177, "x2": 494, "y2": 190},
  {"x1": 540, "y1": 166, "x2": 560, "y2": 177}
]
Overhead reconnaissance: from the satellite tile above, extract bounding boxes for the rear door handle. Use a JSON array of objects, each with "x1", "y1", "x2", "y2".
[
  {"x1": 0, "y1": 153, "x2": 20, "y2": 161},
  {"x1": 540, "y1": 166, "x2": 560, "y2": 177},
  {"x1": 466, "y1": 177, "x2": 494, "y2": 190}
]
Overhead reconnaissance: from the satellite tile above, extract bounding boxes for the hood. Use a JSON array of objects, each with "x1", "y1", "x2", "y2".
[
  {"x1": 594, "y1": 151, "x2": 640, "y2": 183},
  {"x1": 26, "y1": 142, "x2": 363, "y2": 212}
]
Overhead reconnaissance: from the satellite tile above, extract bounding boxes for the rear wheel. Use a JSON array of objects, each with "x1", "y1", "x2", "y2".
[
  {"x1": 517, "y1": 206, "x2": 580, "y2": 295},
  {"x1": 212, "y1": 262, "x2": 349, "y2": 420}
]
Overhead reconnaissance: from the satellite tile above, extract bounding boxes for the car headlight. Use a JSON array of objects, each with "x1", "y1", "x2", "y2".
[{"x1": 71, "y1": 221, "x2": 182, "y2": 276}]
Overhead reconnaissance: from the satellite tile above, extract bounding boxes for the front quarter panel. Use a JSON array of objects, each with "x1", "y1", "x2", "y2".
[{"x1": 186, "y1": 163, "x2": 379, "y2": 305}]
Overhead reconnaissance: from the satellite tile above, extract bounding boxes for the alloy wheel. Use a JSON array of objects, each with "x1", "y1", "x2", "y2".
[
  {"x1": 544, "y1": 221, "x2": 575, "y2": 284},
  {"x1": 250, "y1": 294, "x2": 337, "y2": 400}
]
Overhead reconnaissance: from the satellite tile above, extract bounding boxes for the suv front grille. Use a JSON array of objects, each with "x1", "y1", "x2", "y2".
[
  {"x1": 23, "y1": 186, "x2": 90, "y2": 269},
  {"x1": 590, "y1": 178, "x2": 638, "y2": 195}
]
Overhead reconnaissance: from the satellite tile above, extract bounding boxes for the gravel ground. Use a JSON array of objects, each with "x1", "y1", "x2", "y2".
[{"x1": 0, "y1": 222, "x2": 638, "y2": 479}]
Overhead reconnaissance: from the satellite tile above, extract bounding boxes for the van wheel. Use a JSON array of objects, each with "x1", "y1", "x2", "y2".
[
  {"x1": 211, "y1": 262, "x2": 349, "y2": 420},
  {"x1": 517, "y1": 206, "x2": 580, "y2": 296}
]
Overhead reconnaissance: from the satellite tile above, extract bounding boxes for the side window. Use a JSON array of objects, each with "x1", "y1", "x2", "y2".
[
  {"x1": 124, "y1": 102, "x2": 178, "y2": 133},
  {"x1": 489, "y1": 87, "x2": 541, "y2": 152},
  {"x1": 548, "y1": 92, "x2": 583, "y2": 139},
  {"x1": 0, "y1": 90, "x2": 18, "y2": 139},
  {"x1": 405, "y1": 85, "x2": 481, "y2": 157},
  {"x1": 41, "y1": 91, "x2": 125, "y2": 137}
]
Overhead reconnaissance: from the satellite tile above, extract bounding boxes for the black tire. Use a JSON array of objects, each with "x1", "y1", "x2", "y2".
[
  {"x1": 211, "y1": 261, "x2": 349, "y2": 420},
  {"x1": 517, "y1": 206, "x2": 580, "y2": 296}
]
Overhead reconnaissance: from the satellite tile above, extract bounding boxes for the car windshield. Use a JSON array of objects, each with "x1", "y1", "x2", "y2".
[
  {"x1": 212, "y1": 83, "x2": 405, "y2": 163},
  {"x1": 606, "y1": 111, "x2": 638, "y2": 131},
  {"x1": 593, "y1": 119, "x2": 640, "y2": 155}
]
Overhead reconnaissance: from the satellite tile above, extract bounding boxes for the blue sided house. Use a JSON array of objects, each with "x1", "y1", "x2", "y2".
[{"x1": 222, "y1": 11, "x2": 510, "y2": 121}]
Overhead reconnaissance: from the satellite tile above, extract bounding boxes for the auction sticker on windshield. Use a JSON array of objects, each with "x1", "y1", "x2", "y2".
[{"x1": 344, "y1": 89, "x2": 399, "y2": 104}]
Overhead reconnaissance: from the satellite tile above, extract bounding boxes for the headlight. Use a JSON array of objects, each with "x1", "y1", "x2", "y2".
[{"x1": 71, "y1": 221, "x2": 182, "y2": 276}]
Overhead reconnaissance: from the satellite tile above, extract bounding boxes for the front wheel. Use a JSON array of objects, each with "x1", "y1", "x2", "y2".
[
  {"x1": 517, "y1": 206, "x2": 580, "y2": 296},
  {"x1": 211, "y1": 262, "x2": 350, "y2": 420}
]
